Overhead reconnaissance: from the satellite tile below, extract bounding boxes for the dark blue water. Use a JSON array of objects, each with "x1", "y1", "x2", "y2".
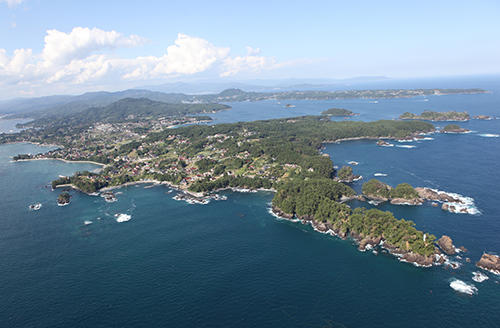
[{"x1": 1, "y1": 76, "x2": 499, "y2": 327}]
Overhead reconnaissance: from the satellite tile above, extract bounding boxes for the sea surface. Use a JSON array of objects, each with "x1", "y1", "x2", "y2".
[
  {"x1": 1, "y1": 75, "x2": 499, "y2": 327},
  {"x1": 0, "y1": 118, "x2": 32, "y2": 134}
]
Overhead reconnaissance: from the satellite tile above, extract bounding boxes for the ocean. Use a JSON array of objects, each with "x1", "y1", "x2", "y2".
[{"x1": 0, "y1": 75, "x2": 499, "y2": 327}]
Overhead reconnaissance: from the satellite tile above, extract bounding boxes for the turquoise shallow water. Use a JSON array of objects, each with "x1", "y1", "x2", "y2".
[{"x1": 1, "y1": 76, "x2": 499, "y2": 327}]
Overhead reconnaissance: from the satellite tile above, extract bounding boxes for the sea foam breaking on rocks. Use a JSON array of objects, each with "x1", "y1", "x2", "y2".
[
  {"x1": 472, "y1": 272, "x2": 489, "y2": 283},
  {"x1": 417, "y1": 188, "x2": 480, "y2": 215},
  {"x1": 115, "y1": 213, "x2": 131, "y2": 222},
  {"x1": 450, "y1": 279, "x2": 477, "y2": 295}
]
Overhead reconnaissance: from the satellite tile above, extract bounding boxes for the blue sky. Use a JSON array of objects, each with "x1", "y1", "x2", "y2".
[{"x1": 1, "y1": 0, "x2": 499, "y2": 99}]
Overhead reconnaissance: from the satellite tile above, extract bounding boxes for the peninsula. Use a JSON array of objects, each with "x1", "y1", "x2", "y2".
[{"x1": 3, "y1": 90, "x2": 487, "y2": 267}]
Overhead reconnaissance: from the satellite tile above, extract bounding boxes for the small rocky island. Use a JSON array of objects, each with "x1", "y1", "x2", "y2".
[
  {"x1": 377, "y1": 139, "x2": 393, "y2": 146},
  {"x1": 473, "y1": 115, "x2": 495, "y2": 120},
  {"x1": 476, "y1": 253, "x2": 500, "y2": 275},
  {"x1": 321, "y1": 107, "x2": 360, "y2": 116},
  {"x1": 57, "y1": 192, "x2": 71, "y2": 206},
  {"x1": 440, "y1": 124, "x2": 470, "y2": 133}
]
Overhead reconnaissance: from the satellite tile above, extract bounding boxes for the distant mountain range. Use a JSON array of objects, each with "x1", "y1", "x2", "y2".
[
  {"x1": 0, "y1": 77, "x2": 390, "y2": 118},
  {"x1": 0, "y1": 90, "x2": 189, "y2": 118},
  {"x1": 138, "y1": 76, "x2": 391, "y2": 94}
]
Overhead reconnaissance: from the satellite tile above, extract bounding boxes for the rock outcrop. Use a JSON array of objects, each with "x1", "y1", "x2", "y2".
[
  {"x1": 401, "y1": 252, "x2": 436, "y2": 267},
  {"x1": 437, "y1": 235, "x2": 456, "y2": 255},
  {"x1": 271, "y1": 206, "x2": 294, "y2": 219},
  {"x1": 390, "y1": 197, "x2": 424, "y2": 205},
  {"x1": 358, "y1": 236, "x2": 382, "y2": 251},
  {"x1": 415, "y1": 187, "x2": 462, "y2": 203},
  {"x1": 476, "y1": 253, "x2": 500, "y2": 274},
  {"x1": 377, "y1": 140, "x2": 392, "y2": 146},
  {"x1": 473, "y1": 115, "x2": 492, "y2": 120},
  {"x1": 440, "y1": 128, "x2": 470, "y2": 133},
  {"x1": 336, "y1": 174, "x2": 362, "y2": 183}
]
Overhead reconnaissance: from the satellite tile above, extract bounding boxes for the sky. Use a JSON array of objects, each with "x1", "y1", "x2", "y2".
[{"x1": 0, "y1": 0, "x2": 499, "y2": 99}]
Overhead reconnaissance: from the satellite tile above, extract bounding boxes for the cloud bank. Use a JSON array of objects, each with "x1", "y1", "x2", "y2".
[{"x1": 0, "y1": 27, "x2": 278, "y2": 91}]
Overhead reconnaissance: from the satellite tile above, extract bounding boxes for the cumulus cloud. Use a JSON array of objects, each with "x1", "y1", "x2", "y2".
[
  {"x1": 1, "y1": 0, "x2": 26, "y2": 8},
  {"x1": 41, "y1": 27, "x2": 147, "y2": 65},
  {"x1": 0, "y1": 28, "x2": 280, "y2": 91}
]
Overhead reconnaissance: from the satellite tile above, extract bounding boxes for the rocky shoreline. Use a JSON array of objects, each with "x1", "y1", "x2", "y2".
[
  {"x1": 271, "y1": 206, "x2": 439, "y2": 267},
  {"x1": 415, "y1": 187, "x2": 478, "y2": 214},
  {"x1": 440, "y1": 128, "x2": 470, "y2": 134},
  {"x1": 325, "y1": 129, "x2": 437, "y2": 145},
  {"x1": 272, "y1": 205, "x2": 500, "y2": 271}
]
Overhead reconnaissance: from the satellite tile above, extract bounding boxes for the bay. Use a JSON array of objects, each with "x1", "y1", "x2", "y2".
[
  {"x1": 1, "y1": 75, "x2": 499, "y2": 327},
  {"x1": 0, "y1": 119, "x2": 33, "y2": 134}
]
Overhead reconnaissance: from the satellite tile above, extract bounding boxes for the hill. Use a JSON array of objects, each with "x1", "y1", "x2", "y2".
[{"x1": 21, "y1": 98, "x2": 229, "y2": 127}]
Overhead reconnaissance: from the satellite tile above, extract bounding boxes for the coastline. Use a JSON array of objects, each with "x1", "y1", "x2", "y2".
[
  {"x1": 2, "y1": 141, "x2": 64, "y2": 148},
  {"x1": 324, "y1": 130, "x2": 436, "y2": 144},
  {"x1": 61, "y1": 177, "x2": 277, "y2": 199},
  {"x1": 270, "y1": 205, "x2": 437, "y2": 267},
  {"x1": 13, "y1": 157, "x2": 107, "y2": 167}
]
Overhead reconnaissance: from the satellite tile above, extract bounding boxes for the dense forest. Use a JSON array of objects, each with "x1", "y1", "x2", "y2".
[
  {"x1": 321, "y1": 108, "x2": 355, "y2": 116},
  {"x1": 272, "y1": 179, "x2": 436, "y2": 256},
  {"x1": 362, "y1": 179, "x2": 420, "y2": 199},
  {"x1": 399, "y1": 110, "x2": 470, "y2": 121},
  {"x1": 19, "y1": 98, "x2": 228, "y2": 127}
]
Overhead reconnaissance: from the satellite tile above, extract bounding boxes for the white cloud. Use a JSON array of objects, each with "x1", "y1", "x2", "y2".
[
  {"x1": 1, "y1": 0, "x2": 26, "y2": 8},
  {"x1": 37, "y1": 27, "x2": 148, "y2": 79},
  {"x1": 221, "y1": 55, "x2": 276, "y2": 77},
  {"x1": 0, "y1": 28, "x2": 283, "y2": 95},
  {"x1": 246, "y1": 46, "x2": 261, "y2": 56}
]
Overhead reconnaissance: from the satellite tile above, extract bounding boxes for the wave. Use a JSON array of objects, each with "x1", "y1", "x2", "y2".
[
  {"x1": 478, "y1": 134, "x2": 499, "y2": 138},
  {"x1": 210, "y1": 194, "x2": 227, "y2": 201},
  {"x1": 231, "y1": 187, "x2": 258, "y2": 193},
  {"x1": 427, "y1": 188, "x2": 481, "y2": 215},
  {"x1": 267, "y1": 206, "x2": 300, "y2": 222},
  {"x1": 115, "y1": 213, "x2": 131, "y2": 222},
  {"x1": 172, "y1": 194, "x2": 210, "y2": 205},
  {"x1": 450, "y1": 279, "x2": 477, "y2": 295},
  {"x1": 472, "y1": 271, "x2": 489, "y2": 283},
  {"x1": 396, "y1": 145, "x2": 416, "y2": 148}
]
